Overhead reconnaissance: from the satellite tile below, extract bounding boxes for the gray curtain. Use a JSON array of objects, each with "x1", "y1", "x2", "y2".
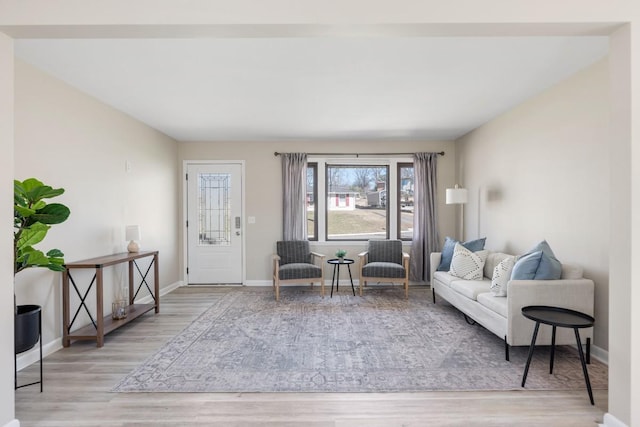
[
  {"x1": 410, "y1": 152, "x2": 439, "y2": 282},
  {"x1": 281, "y1": 153, "x2": 308, "y2": 240}
]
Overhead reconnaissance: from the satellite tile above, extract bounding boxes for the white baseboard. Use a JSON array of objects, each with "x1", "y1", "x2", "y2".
[
  {"x1": 590, "y1": 344, "x2": 608, "y2": 365},
  {"x1": 16, "y1": 337, "x2": 62, "y2": 371},
  {"x1": 600, "y1": 413, "x2": 628, "y2": 427},
  {"x1": 16, "y1": 281, "x2": 183, "y2": 371},
  {"x1": 243, "y1": 280, "x2": 272, "y2": 286},
  {"x1": 3, "y1": 420, "x2": 20, "y2": 427}
]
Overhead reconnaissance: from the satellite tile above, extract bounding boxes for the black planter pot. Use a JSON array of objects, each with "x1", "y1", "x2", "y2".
[
  {"x1": 15, "y1": 304, "x2": 41, "y2": 354},
  {"x1": 14, "y1": 304, "x2": 43, "y2": 391}
]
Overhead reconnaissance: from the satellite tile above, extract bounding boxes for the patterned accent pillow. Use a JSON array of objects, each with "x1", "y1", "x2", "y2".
[
  {"x1": 437, "y1": 236, "x2": 487, "y2": 271},
  {"x1": 490, "y1": 256, "x2": 516, "y2": 296},
  {"x1": 449, "y1": 243, "x2": 489, "y2": 280}
]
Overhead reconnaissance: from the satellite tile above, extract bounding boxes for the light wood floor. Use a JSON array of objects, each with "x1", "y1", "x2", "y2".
[{"x1": 15, "y1": 286, "x2": 608, "y2": 426}]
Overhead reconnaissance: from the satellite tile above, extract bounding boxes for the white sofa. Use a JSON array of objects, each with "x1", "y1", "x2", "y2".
[{"x1": 430, "y1": 251, "x2": 595, "y2": 360}]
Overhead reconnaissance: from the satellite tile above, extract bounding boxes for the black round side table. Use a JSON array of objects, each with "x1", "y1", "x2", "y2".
[
  {"x1": 327, "y1": 258, "x2": 355, "y2": 297},
  {"x1": 521, "y1": 305, "x2": 595, "y2": 405}
]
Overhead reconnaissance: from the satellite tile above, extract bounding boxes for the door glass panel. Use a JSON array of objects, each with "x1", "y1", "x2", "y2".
[{"x1": 198, "y1": 173, "x2": 231, "y2": 246}]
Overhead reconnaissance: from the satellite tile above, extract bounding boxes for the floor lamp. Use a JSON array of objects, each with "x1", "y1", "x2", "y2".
[{"x1": 446, "y1": 184, "x2": 469, "y2": 240}]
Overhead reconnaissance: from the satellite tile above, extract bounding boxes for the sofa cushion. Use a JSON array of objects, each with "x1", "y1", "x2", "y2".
[
  {"x1": 561, "y1": 263, "x2": 583, "y2": 280},
  {"x1": 449, "y1": 243, "x2": 488, "y2": 280},
  {"x1": 490, "y1": 256, "x2": 516, "y2": 296},
  {"x1": 511, "y1": 240, "x2": 562, "y2": 280},
  {"x1": 437, "y1": 236, "x2": 487, "y2": 271},
  {"x1": 433, "y1": 271, "x2": 457, "y2": 288},
  {"x1": 277, "y1": 241, "x2": 312, "y2": 265},
  {"x1": 484, "y1": 252, "x2": 514, "y2": 279},
  {"x1": 279, "y1": 263, "x2": 322, "y2": 280},
  {"x1": 362, "y1": 262, "x2": 406, "y2": 279},
  {"x1": 477, "y1": 292, "x2": 508, "y2": 318},
  {"x1": 368, "y1": 239, "x2": 403, "y2": 265},
  {"x1": 450, "y1": 279, "x2": 491, "y2": 301}
]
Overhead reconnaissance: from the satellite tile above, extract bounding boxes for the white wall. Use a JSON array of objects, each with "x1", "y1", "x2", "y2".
[
  {"x1": 457, "y1": 59, "x2": 610, "y2": 350},
  {"x1": 13, "y1": 60, "x2": 181, "y2": 356},
  {"x1": 179, "y1": 140, "x2": 456, "y2": 282},
  {"x1": 0, "y1": 33, "x2": 15, "y2": 427},
  {"x1": 608, "y1": 25, "x2": 634, "y2": 427},
  {"x1": 0, "y1": 2, "x2": 637, "y2": 426}
]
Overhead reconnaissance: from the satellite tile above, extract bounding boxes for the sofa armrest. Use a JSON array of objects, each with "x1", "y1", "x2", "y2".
[
  {"x1": 430, "y1": 252, "x2": 442, "y2": 285},
  {"x1": 507, "y1": 278, "x2": 595, "y2": 346}
]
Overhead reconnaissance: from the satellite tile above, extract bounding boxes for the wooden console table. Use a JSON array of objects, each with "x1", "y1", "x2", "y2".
[{"x1": 62, "y1": 251, "x2": 159, "y2": 347}]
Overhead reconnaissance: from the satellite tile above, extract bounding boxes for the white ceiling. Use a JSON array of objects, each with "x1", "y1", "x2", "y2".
[{"x1": 15, "y1": 36, "x2": 608, "y2": 142}]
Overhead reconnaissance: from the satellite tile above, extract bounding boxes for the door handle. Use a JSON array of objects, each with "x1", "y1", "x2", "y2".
[{"x1": 236, "y1": 231, "x2": 241, "y2": 236}]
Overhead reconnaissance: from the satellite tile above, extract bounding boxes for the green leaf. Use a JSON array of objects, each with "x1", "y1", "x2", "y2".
[
  {"x1": 14, "y1": 180, "x2": 27, "y2": 198},
  {"x1": 46, "y1": 263, "x2": 66, "y2": 272},
  {"x1": 20, "y1": 178, "x2": 65, "y2": 204},
  {"x1": 21, "y1": 178, "x2": 45, "y2": 194},
  {"x1": 20, "y1": 249, "x2": 49, "y2": 266},
  {"x1": 14, "y1": 206, "x2": 35, "y2": 218},
  {"x1": 17, "y1": 223, "x2": 50, "y2": 250},
  {"x1": 31, "y1": 203, "x2": 70, "y2": 225},
  {"x1": 46, "y1": 248, "x2": 64, "y2": 258}
]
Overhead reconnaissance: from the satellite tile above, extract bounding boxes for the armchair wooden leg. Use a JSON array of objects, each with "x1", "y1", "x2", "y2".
[
  {"x1": 275, "y1": 283, "x2": 280, "y2": 301},
  {"x1": 404, "y1": 281, "x2": 408, "y2": 299}
]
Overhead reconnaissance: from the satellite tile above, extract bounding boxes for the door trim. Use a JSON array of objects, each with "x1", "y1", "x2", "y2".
[{"x1": 182, "y1": 160, "x2": 246, "y2": 285}]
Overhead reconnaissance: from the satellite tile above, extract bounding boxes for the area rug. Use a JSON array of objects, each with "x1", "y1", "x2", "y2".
[{"x1": 112, "y1": 287, "x2": 607, "y2": 393}]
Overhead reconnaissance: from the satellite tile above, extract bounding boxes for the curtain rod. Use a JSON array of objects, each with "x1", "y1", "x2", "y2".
[{"x1": 274, "y1": 151, "x2": 445, "y2": 157}]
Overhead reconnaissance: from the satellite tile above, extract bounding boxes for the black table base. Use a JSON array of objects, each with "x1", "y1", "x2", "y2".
[
  {"x1": 328, "y1": 258, "x2": 355, "y2": 297},
  {"x1": 521, "y1": 305, "x2": 595, "y2": 405}
]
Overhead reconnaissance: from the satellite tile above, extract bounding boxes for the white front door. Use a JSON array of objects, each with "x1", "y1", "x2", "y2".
[{"x1": 186, "y1": 163, "x2": 243, "y2": 284}]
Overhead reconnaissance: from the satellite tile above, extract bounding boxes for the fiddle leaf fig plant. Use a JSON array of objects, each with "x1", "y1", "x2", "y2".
[{"x1": 14, "y1": 178, "x2": 70, "y2": 275}]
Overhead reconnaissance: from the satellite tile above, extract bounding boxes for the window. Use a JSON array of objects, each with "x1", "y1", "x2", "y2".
[
  {"x1": 398, "y1": 163, "x2": 414, "y2": 241},
  {"x1": 307, "y1": 163, "x2": 318, "y2": 240},
  {"x1": 303, "y1": 158, "x2": 412, "y2": 242},
  {"x1": 326, "y1": 165, "x2": 389, "y2": 241}
]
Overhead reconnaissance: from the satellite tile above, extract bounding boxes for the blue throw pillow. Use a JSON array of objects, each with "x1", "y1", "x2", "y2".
[
  {"x1": 511, "y1": 240, "x2": 562, "y2": 280},
  {"x1": 437, "y1": 236, "x2": 487, "y2": 271},
  {"x1": 510, "y1": 251, "x2": 543, "y2": 280}
]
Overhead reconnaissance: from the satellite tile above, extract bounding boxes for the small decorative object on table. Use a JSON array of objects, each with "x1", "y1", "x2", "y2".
[
  {"x1": 126, "y1": 225, "x2": 141, "y2": 253},
  {"x1": 112, "y1": 300, "x2": 128, "y2": 320},
  {"x1": 335, "y1": 249, "x2": 347, "y2": 260}
]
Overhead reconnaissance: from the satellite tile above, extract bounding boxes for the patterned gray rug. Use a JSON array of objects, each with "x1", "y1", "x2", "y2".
[{"x1": 113, "y1": 287, "x2": 608, "y2": 392}]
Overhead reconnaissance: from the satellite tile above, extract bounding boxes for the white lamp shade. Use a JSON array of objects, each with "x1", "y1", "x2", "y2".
[
  {"x1": 446, "y1": 187, "x2": 468, "y2": 204},
  {"x1": 125, "y1": 225, "x2": 141, "y2": 241}
]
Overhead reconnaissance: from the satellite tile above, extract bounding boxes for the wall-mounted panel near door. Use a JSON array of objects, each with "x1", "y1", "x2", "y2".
[{"x1": 186, "y1": 162, "x2": 244, "y2": 284}]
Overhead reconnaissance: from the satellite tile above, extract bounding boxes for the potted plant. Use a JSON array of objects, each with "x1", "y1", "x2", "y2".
[{"x1": 14, "y1": 178, "x2": 70, "y2": 354}]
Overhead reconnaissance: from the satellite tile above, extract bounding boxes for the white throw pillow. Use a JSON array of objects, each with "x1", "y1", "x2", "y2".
[
  {"x1": 490, "y1": 256, "x2": 516, "y2": 296},
  {"x1": 449, "y1": 243, "x2": 488, "y2": 280}
]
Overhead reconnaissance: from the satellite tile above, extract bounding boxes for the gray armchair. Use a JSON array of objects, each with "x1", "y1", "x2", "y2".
[
  {"x1": 273, "y1": 241, "x2": 325, "y2": 301},
  {"x1": 358, "y1": 239, "x2": 410, "y2": 298}
]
